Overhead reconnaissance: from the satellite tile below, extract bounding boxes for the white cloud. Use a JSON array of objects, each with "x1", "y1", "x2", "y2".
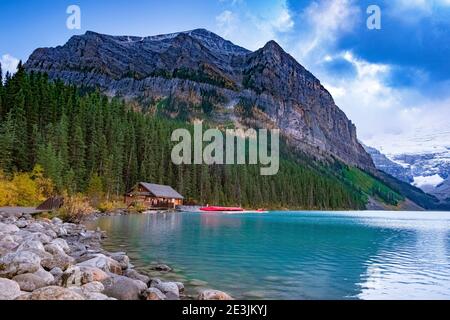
[
  {"x1": 270, "y1": 6, "x2": 294, "y2": 32},
  {"x1": 0, "y1": 54, "x2": 20, "y2": 78},
  {"x1": 214, "y1": 0, "x2": 294, "y2": 50},
  {"x1": 216, "y1": 10, "x2": 238, "y2": 37},
  {"x1": 212, "y1": 0, "x2": 450, "y2": 156},
  {"x1": 295, "y1": 0, "x2": 360, "y2": 60}
]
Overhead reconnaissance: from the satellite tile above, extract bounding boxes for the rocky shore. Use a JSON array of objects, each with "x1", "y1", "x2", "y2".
[{"x1": 0, "y1": 210, "x2": 232, "y2": 301}]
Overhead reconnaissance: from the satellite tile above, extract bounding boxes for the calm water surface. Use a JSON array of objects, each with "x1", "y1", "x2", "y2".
[{"x1": 88, "y1": 211, "x2": 450, "y2": 300}]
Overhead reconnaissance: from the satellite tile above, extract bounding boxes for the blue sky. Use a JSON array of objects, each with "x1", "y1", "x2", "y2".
[{"x1": 1, "y1": 0, "x2": 450, "y2": 155}]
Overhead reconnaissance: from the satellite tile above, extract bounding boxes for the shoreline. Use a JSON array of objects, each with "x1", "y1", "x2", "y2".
[{"x1": 0, "y1": 209, "x2": 232, "y2": 301}]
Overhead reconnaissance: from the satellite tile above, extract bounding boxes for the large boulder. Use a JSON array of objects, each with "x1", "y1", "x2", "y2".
[
  {"x1": 15, "y1": 286, "x2": 85, "y2": 300},
  {"x1": 44, "y1": 243, "x2": 67, "y2": 256},
  {"x1": 41, "y1": 252, "x2": 75, "y2": 271},
  {"x1": 61, "y1": 266, "x2": 92, "y2": 287},
  {"x1": 12, "y1": 273, "x2": 47, "y2": 292},
  {"x1": 16, "y1": 239, "x2": 46, "y2": 253},
  {"x1": 0, "y1": 222, "x2": 20, "y2": 234},
  {"x1": 110, "y1": 253, "x2": 130, "y2": 270},
  {"x1": 146, "y1": 287, "x2": 167, "y2": 300},
  {"x1": 78, "y1": 266, "x2": 110, "y2": 282},
  {"x1": 101, "y1": 275, "x2": 142, "y2": 300},
  {"x1": 77, "y1": 254, "x2": 122, "y2": 275},
  {"x1": 52, "y1": 217, "x2": 63, "y2": 225},
  {"x1": 0, "y1": 235, "x2": 19, "y2": 251},
  {"x1": 26, "y1": 222, "x2": 45, "y2": 233},
  {"x1": 49, "y1": 239, "x2": 70, "y2": 254},
  {"x1": 123, "y1": 269, "x2": 150, "y2": 284},
  {"x1": 81, "y1": 281, "x2": 105, "y2": 293},
  {"x1": 0, "y1": 278, "x2": 21, "y2": 300},
  {"x1": 150, "y1": 279, "x2": 179, "y2": 299},
  {"x1": 33, "y1": 268, "x2": 55, "y2": 285},
  {"x1": 198, "y1": 289, "x2": 233, "y2": 300},
  {"x1": 23, "y1": 232, "x2": 52, "y2": 245},
  {"x1": 0, "y1": 250, "x2": 41, "y2": 278},
  {"x1": 15, "y1": 220, "x2": 29, "y2": 228}
]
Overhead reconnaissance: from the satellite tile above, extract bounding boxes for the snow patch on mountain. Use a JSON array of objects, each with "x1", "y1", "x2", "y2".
[{"x1": 413, "y1": 174, "x2": 444, "y2": 188}]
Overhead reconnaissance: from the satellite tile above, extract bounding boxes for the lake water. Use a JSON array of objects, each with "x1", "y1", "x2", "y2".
[{"x1": 89, "y1": 211, "x2": 450, "y2": 300}]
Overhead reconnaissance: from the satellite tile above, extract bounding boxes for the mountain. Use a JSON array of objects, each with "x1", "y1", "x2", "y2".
[
  {"x1": 364, "y1": 145, "x2": 450, "y2": 202},
  {"x1": 364, "y1": 145, "x2": 413, "y2": 184},
  {"x1": 435, "y1": 179, "x2": 450, "y2": 201},
  {"x1": 24, "y1": 29, "x2": 374, "y2": 171}
]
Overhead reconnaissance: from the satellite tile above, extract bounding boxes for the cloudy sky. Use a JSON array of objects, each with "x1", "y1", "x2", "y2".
[{"x1": 1, "y1": 0, "x2": 449, "y2": 155}]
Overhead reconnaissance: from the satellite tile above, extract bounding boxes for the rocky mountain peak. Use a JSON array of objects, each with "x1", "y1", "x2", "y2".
[{"x1": 24, "y1": 29, "x2": 375, "y2": 170}]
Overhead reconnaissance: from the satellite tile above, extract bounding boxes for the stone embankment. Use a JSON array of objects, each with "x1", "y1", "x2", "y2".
[{"x1": 0, "y1": 210, "x2": 232, "y2": 301}]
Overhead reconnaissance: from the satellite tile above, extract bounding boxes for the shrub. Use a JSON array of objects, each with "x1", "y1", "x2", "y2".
[
  {"x1": 56, "y1": 193, "x2": 96, "y2": 223},
  {"x1": 0, "y1": 169, "x2": 48, "y2": 207},
  {"x1": 97, "y1": 200, "x2": 126, "y2": 213}
]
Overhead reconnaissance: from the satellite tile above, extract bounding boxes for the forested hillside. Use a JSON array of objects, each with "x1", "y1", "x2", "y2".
[{"x1": 0, "y1": 64, "x2": 406, "y2": 210}]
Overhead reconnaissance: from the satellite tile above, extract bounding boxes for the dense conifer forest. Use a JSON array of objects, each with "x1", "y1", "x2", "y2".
[{"x1": 0, "y1": 63, "x2": 407, "y2": 210}]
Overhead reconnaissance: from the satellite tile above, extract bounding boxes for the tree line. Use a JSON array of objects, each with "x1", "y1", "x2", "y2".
[{"x1": 0, "y1": 63, "x2": 367, "y2": 209}]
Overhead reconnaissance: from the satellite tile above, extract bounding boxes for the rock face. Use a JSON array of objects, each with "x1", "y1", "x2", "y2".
[
  {"x1": 364, "y1": 145, "x2": 413, "y2": 183},
  {"x1": 24, "y1": 29, "x2": 374, "y2": 170}
]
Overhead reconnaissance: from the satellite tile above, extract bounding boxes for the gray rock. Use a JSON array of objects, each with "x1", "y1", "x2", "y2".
[
  {"x1": 101, "y1": 275, "x2": 142, "y2": 300},
  {"x1": 0, "y1": 278, "x2": 22, "y2": 300},
  {"x1": 52, "y1": 217, "x2": 63, "y2": 224},
  {"x1": 81, "y1": 281, "x2": 104, "y2": 293},
  {"x1": 83, "y1": 292, "x2": 113, "y2": 300},
  {"x1": 150, "y1": 279, "x2": 179, "y2": 299},
  {"x1": 61, "y1": 266, "x2": 92, "y2": 287},
  {"x1": 151, "y1": 264, "x2": 172, "y2": 272},
  {"x1": 0, "y1": 222, "x2": 20, "y2": 234},
  {"x1": 41, "y1": 251, "x2": 75, "y2": 271},
  {"x1": 15, "y1": 220, "x2": 29, "y2": 228},
  {"x1": 15, "y1": 286, "x2": 85, "y2": 300},
  {"x1": 133, "y1": 279, "x2": 148, "y2": 294},
  {"x1": 26, "y1": 222, "x2": 45, "y2": 233},
  {"x1": 0, "y1": 235, "x2": 19, "y2": 251},
  {"x1": 17, "y1": 239, "x2": 46, "y2": 252},
  {"x1": 76, "y1": 254, "x2": 122, "y2": 275},
  {"x1": 12, "y1": 273, "x2": 48, "y2": 292},
  {"x1": 33, "y1": 268, "x2": 55, "y2": 285},
  {"x1": 198, "y1": 289, "x2": 233, "y2": 300},
  {"x1": 0, "y1": 250, "x2": 41, "y2": 277},
  {"x1": 44, "y1": 243, "x2": 66, "y2": 256},
  {"x1": 23, "y1": 232, "x2": 52, "y2": 245},
  {"x1": 77, "y1": 266, "x2": 110, "y2": 282},
  {"x1": 52, "y1": 238, "x2": 70, "y2": 253},
  {"x1": 145, "y1": 287, "x2": 167, "y2": 300},
  {"x1": 123, "y1": 269, "x2": 150, "y2": 284},
  {"x1": 110, "y1": 253, "x2": 130, "y2": 270},
  {"x1": 174, "y1": 281, "x2": 185, "y2": 293}
]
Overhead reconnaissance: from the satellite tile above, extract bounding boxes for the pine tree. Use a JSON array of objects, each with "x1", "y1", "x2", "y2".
[{"x1": 0, "y1": 113, "x2": 15, "y2": 172}]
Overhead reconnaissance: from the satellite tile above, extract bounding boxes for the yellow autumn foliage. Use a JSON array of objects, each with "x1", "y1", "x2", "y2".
[
  {"x1": 0, "y1": 165, "x2": 55, "y2": 207},
  {"x1": 56, "y1": 192, "x2": 95, "y2": 223}
]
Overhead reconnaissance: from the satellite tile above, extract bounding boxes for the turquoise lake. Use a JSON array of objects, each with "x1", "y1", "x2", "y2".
[{"x1": 89, "y1": 211, "x2": 450, "y2": 300}]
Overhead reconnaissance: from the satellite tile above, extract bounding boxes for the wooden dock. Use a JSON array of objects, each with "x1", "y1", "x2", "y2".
[{"x1": 0, "y1": 207, "x2": 48, "y2": 216}]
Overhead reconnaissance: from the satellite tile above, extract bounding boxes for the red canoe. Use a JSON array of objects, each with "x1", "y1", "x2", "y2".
[{"x1": 200, "y1": 206, "x2": 244, "y2": 212}]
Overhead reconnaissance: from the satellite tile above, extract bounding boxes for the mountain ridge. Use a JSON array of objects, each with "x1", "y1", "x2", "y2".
[{"x1": 24, "y1": 29, "x2": 375, "y2": 171}]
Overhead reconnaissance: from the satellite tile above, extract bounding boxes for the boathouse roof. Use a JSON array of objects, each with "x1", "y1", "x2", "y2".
[{"x1": 133, "y1": 182, "x2": 184, "y2": 199}]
